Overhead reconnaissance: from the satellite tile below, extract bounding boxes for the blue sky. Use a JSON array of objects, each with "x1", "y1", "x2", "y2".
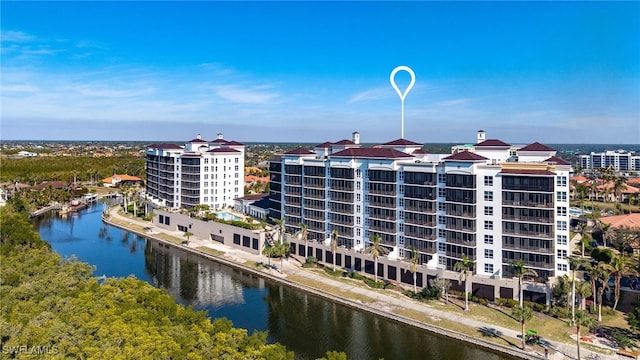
[{"x1": 1, "y1": 1, "x2": 639, "y2": 144}]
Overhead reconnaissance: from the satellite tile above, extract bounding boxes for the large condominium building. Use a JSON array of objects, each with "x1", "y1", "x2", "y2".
[
  {"x1": 146, "y1": 133, "x2": 245, "y2": 210},
  {"x1": 579, "y1": 151, "x2": 640, "y2": 171},
  {"x1": 269, "y1": 130, "x2": 572, "y2": 281}
]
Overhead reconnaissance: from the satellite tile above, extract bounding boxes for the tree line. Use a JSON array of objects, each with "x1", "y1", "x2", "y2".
[{"x1": 0, "y1": 204, "x2": 348, "y2": 359}]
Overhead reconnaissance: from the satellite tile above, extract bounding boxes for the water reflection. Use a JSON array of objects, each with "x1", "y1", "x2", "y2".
[{"x1": 35, "y1": 207, "x2": 513, "y2": 360}]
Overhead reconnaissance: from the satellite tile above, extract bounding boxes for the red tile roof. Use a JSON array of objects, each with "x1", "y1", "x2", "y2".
[
  {"x1": 207, "y1": 148, "x2": 241, "y2": 153},
  {"x1": 225, "y1": 140, "x2": 244, "y2": 146},
  {"x1": 519, "y1": 142, "x2": 555, "y2": 152},
  {"x1": 211, "y1": 138, "x2": 228, "y2": 143},
  {"x1": 333, "y1": 139, "x2": 355, "y2": 145},
  {"x1": 545, "y1": 156, "x2": 571, "y2": 165},
  {"x1": 314, "y1": 142, "x2": 333, "y2": 148},
  {"x1": 412, "y1": 149, "x2": 429, "y2": 155},
  {"x1": 236, "y1": 193, "x2": 269, "y2": 201},
  {"x1": 500, "y1": 169, "x2": 556, "y2": 175},
  {"x1": 284, "y1": 148, "x2": 315, "y2": 155},
  {"x1": 382, "y1": 138, "x2": 422, "y2": 146},
  {"x1": 443, "y1": 151, "x2": 488, "y2": 161},
  {"x1": 188, "y1": 138, "x2": 208, "y2": 143},
  {"x1": 29, "y1": 181, "x2": 67, "y2": 190},
  {"x1": 475, "y1": 139, "x2": 511, "y2": 147},
  {"x1": 599, "y1": 213, "x2": 640, "y2": 229},
  {"x1": 148, "y1": 143, "x2": 182, "y2": 149},
  {"x1": 331, "y1": 148, "x2": 414, "y2": 159}
]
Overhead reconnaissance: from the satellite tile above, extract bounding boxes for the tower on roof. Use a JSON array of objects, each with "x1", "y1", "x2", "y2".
[
  {"x1": 196, "y1": 134, "x2": 202, "y2": 140},
  {"x1": 352, "y1": 131, "x2": 360, "y2": 145},
  {"x1": 217, "y1": 133, "x2": 223, "y2": 140},
  {"x1": 477, "y1": 130, "x2": 486, "y2": 144}
]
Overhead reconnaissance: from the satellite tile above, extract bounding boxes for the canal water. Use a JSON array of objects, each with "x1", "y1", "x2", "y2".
[{"x1": 33, "y1": 204, "x2": 512, "y2": 360}]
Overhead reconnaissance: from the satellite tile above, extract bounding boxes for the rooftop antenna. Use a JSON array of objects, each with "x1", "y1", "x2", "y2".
[{"x1": 390, "y1": 66, "x2": 415, "y2": 139}]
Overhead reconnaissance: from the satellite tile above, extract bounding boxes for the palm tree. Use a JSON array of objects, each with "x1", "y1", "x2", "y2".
[
  {"x1": 594, "y1": 262, "x2": 613, "y2": 322},
  {"x1": 274, "y1": 241, "x2": 290, "y2": 273},
  {"x1": 408, "y1": 247, "x2": 419, "y2": 294},
  {"x1": 599, "y1": 222, "x2": 614, "y2": 248},
  {"x1": 567, "y1": 256, "x2": 585, "y2": 325},
  {"x1": 512, "y1": 305, "x2": 534, "y2": 350},
  {"x1": 613, "y1": 176, "x2": 627, "y2": 212},
  {"x1": 576, "y1": 183, "x2": 589, "y2": 214},
  {"x1": 609, "y1": 254, "x2": 638, "y2": 310},
  {"x1": 578, "y1": 223, "x2": 591, "y2": 257},
  {"x1": 574, "y1": 310, "x2": 596, "y2": 360},
  {"x1": 575, "y1": 281, "x2": 592, "y2": 311},
  {"x1": 584, "y1": 262, "x2": 599, "y2": 316},
  {"x1": 511, "y1": 259, "x2": 538, "y2": 307},
  {"x1": 183, "y1": 231, "x2": 193, "y2": 245},
  {"x1": 330, "y1": 229, "x2": 338, "y2": 271},
  {"x1": 274, "y1": 217, "x2": 286, "y2": 243},
  {"x1": 364, "y1": 233, "x2": 389, "y2": 283},
  {"x1": 453, "y1": 255, "x2": 474, "y2": 311},
  {"x1": 295, "y1": 222, "x2": 309, "y2": 259}
]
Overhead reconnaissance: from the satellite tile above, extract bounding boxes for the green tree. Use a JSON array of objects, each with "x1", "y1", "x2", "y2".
[
  {"x1": 408, "y1": 247, "x2": 419, "y2": 294},
  {"x1": 511, "y1": 259, "x2": 538, "y2": 307},
  {"x1": 274, "y1": 217, "x2": 286, "y2": 243},
  {"x1": 575, "y1": 281, "x2": 592, "y2": 311},
  {"x1": 512, "y1": 305, "x2": 534, "y2": 350},
  {"x1": 330, "y1": 229, "x2": 338, "y2": 271},
  {"x1": 183, "y1": 231, "x2": 194, "y2": 245},
  {"x1": 295, "y1": 222, "x2": 309, "y2": 259},
  {"x1": 364, "y1": 233, "x2": 389, "y2": 283},
  {"x1": 578, "y1": 222, "x2": 591, "y2": 257},
  {"x1": 567, "y1": 255, "x2": 586, "y2": 325},
  {"x1": 575, "y1": 310, "x2": 596, "y2": 360},
  {"x1": 609, "y1": 254, "x2": 638, "y2": 310},
  {"x1": 273, "y1": 241, "x2": 290, "y2": 274},
  {"x1": 454, "y1": 255, "x2": 474, "y2": 311}
]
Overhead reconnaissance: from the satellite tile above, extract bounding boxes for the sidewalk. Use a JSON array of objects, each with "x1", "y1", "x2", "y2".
[{"x1": 107, "y1": 207, "x2": 623, "y2": 360}]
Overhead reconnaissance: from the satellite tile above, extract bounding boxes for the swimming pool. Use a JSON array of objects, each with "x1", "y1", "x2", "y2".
[{"x1": 215, "y1": 211, "x2": 242, "y2": 221}]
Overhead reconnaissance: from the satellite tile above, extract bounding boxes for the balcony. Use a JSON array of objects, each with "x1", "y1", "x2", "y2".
[
  {"x1": 502, "y1": 200, "x2": 553, "y2": 209},
  {"x1": 502, "y1": 229, "x2": 553, "y2": 239},
  {"x1": 502, "y1": 215, "x2": 553, "y2": 224},
  {"x1": 502, "y1": 243, "x2": 553, "y2": 254}
]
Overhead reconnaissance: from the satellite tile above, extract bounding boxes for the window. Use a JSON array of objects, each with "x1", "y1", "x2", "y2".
[
  {"x1": 484, "y1": 176, "x2": 493, "y2": 186},
  {"x1": 557, "y1": 176, "x2": 567, "y2": 187},
  {"x1": 484, "y1": 249, "x2": 494, "y2": 259},
  {"x1": 484, "y1": 264, "x2": 494, "y2": 273},
  {"x1": 356, "y1": 217, "x2": 361, "y2": 225},
  {"x1": 557, "y1": 249, "x2": 567, "y2": 259},
  {"x1": 399, "y1": 184, "x2": 404, "y2": 194},
  {"x1": 438, "y1": 229, "x2": 446, "y2": 238},
  {"x1": 484, "y1": 234, "x2": 494, "y2": 244},
  {"x1": 557, "y1": 234, "x2": 567, "y2": 245},
  {"x1": 557, "y1": 264, "x2": 568, "y2": 272},
  {"x1": 204, "y1": 196, "x2": 208, "y2": 202},
  {"x1": 356, "y1": 181, "x2": 361, "y2": 190},
  {"x1": 399, "y1": 223, "x2": 404, "y2": 232},
  {"x1": 557, "y1": 220, "x2": 567, "y2": 231},
  {"x1": 399, "y1": 171, "x2": 404, "y2": 181},
  {"x1": 399, "y1": 198, "x2": 404, "y2": 207},
  {"x1": 204, "y1": 182, "x2": 208, "y2": 187},
  {"x1": 438, "y1": 173, "x2": 446, "y2": 183},
  {"x1": 204, "y1": 174, "x2": 208, "y2": 180},
  {"x1": 438, "y1": 202, "x2": 446, "y2": 211},
  {"x1": 204, "y1": 189, "x2": 208, "y2": 194},
  {"x1": 438, "y1": 188, "x2": 446, "y2": 197},
  {"x1": 235, "y1": 165, "x2": 239, "y2": 171},
  {"x1": 356, "y1": 205, "x2": 361, "y2": 213},
  {"x1": 356, "y1": 193, "x2": 361, "y2": 201},
  {"x1": 557, "y1": 191, "x2": 567, "y2": 202},
  {"x1": 438, "y1": 216, "x2": 446, "y2": 225},
  {"x1": 484, "y1": 191, "x2": 493, "y2": 201},
  {"x1": 204, "y1": 158, "x2": 209, "y2": 164},
  {"x1": 438, "y1": 242, "x2": 446, "y2": 252},
  {"x1": 557, "y1": 207, "x2": 567, "y2": 216},
  {"x1": 235, "y1": 180, "x2": 238, "y2": 185},
  {"x1": 484, "y1": 220, "x2": 493, "y2": 230},
  {"x1": 484, "y1": 206, "x2": 493, "y2": 216},
  {"x1": 356, "y1": 228, "x2": 361, "y2": 236},
  {"x1": 438, "y1": 256, "x2": 447, "y2": 266},
  {"x1": 399, "y1": 210, "x2": 404, "y2": 220},
  {"x1": 235, "y1": 157, "x2": 239, "y2": 163},
  {"x1": 204, "y1": 166, "x2": 209, "y2": 172}
]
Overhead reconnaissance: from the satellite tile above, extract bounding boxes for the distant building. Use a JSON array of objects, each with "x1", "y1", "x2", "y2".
[
  {"x1": 101, "y1": 174, "x2": 142, "y2": 188},
  {"x1": 234, "y1": 193, "x2": 269, "y2": 220},
  {"x1": 145, "y1": 133, "x2": 245, "y2": 210},
  {"x1": 579, "y1": 150, "x2": 640, "y2": 171},
  {"x1": 17, "y1": 151, "x2": 37, "y2": 157}
]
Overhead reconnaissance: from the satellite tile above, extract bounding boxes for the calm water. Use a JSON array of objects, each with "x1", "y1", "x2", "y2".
[{"x1": 33, "y1": 204, "x2": 512, "y2": 360}]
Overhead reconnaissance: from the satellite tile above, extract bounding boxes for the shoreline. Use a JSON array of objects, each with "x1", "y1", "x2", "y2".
[{"x1": 102, "y1": 211, "x2": 542, "y2": 360}]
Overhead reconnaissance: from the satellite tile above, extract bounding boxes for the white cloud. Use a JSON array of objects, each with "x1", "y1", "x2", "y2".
[
  {"x1": 1, "y1": 84, "x2": 40, "y2": 93},
  {"x1": 436, "y1": 98, "x2": 472, "y2": 107},
  {"x1": 348, "y1": 87, "x2": 389, "y2": 103},
  {"x1": 213, "y1": 84, "x2": 280, "y2": 104},
  {"x1": 1, "y1": 30, "x2": 35, "y2": 43}
]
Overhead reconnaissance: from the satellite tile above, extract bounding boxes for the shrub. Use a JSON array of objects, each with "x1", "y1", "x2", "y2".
[
  {"x1": 324, "y1": 268, "x2": 345, "y2": 277},
  {"x1": 363, "y1": 278, "x2": 386, "y2": 289},
  {"x1": 420, "y1": 286, "x2": 442, "y2": 300},
  {"x1": 550, "y1": 305, "x2": 570, "y2": 319},
  {"x1": 496, "y1": 298, "x2": 518, "y2": 308},
  {"x1": 349, "y1": 272, "x2": 365, "y2": 281}
]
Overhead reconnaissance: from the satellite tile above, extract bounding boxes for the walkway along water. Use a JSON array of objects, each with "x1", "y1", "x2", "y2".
[{"x1": 101, "y1": 205, "x2": 620, "y2": 360}]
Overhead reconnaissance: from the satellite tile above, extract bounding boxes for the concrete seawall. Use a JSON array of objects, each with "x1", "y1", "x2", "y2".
[{"x1": 103, "y1": 214, "x2": 542, "y2": 360}]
